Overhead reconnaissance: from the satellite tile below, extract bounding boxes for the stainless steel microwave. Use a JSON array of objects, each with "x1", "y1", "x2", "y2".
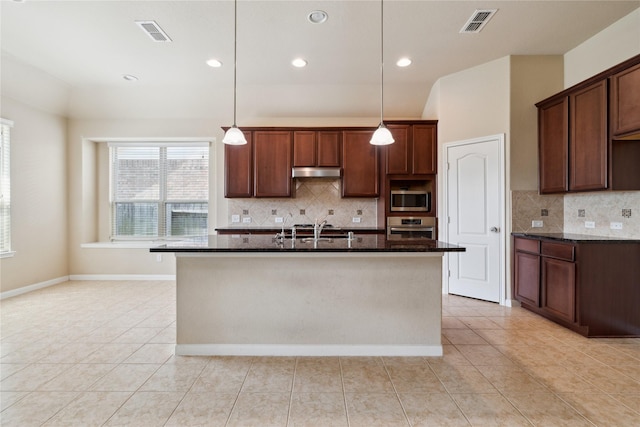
[{"x1": 390, "y1": 190, "x2": 431, "y2": 212}]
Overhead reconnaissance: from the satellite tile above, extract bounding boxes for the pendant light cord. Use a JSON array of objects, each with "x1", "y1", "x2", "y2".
[
  {"x1": 233, "y1": 0, "x2": 238, "y2": 127},
  {"x1": 379, "y1": 0, "x2": 384, "y2": 125}
]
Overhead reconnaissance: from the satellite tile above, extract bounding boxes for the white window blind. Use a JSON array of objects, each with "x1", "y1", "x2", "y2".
[
  {"x1": 110, "y1": 143, "x2": 209, "y2": 240},
  {"x1": 0, "y1": 119, "x2": 13, "y2": 254}
]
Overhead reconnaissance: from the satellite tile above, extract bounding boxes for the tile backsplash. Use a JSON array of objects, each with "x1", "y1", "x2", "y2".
[
  {"x1": 564, "y1": 191, "x2": 640, "y2": 238},
  {"x1": 227, "y1": 178, "x2": 378, "y2": 227},
  {"x1": 512, "y1": 190, "x2": 640, "y2": 238}
]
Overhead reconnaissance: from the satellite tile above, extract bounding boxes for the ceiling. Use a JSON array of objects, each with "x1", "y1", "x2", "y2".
[{"x1": 1, "y1": 0, "x2": 639, "y2": 123}]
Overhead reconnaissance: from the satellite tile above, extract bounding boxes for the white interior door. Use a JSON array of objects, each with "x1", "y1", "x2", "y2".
[{"x1": 445, "y1": 135, "x2": 504, "y2": 303}]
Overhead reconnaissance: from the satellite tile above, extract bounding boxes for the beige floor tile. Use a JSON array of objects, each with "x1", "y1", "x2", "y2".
[
  {"x1": 456, "y1": 344, "x2": 515, "y2": 366},
  {"x1": 431, "y1": 364, "x2": 497, "y2": 394},
  {"x1": 609, "y1": 393, "x2": 640, "y2": 413},
  {"x1": 38, "y1": 363, "x2": 115, "y2": 391},
  {"x1": 38, "y1": 342, "x2": 104, "y2": 364},
  {"x1": 104, "y1": 391, "x2": 185, "y2": 426},
  {"x1": 191, "y1": 358, "x2": 252, "y2": 394},
  {"x1": 442, "y1": 317, "x2": 468, "y2": 329},
  {"x1": 559, "y1": 392, "x2": 640, "y2": 427},
  {"x1": 227, "y1": 392, "x2": 290, "y2": 427},
  {"x1": 123, "y1": 343, "x2": 174, "y2": 364},
  {"x1": 458, "y1": 316, "x2": 503, "y2": 330},
  {"x1": 111, "y1": 327, "x2": 164, "y2": 344},
  {"x1": 42, "y1": 391, "x2": 131, "y2": 426},
  {"x1": 451, "y1": 393, "x2": 532, "y2": 426},
  {"x1": 289, "y1": 392, "x2": 348, "y2": 427},
  {"x1": 165, "y1": 392, "x2": 237, "y2": 426},
  {"x1": 0, "y1": 390, "x2": 28, "y2": 411},
  {"x1": 0, "y1": 363, "x2": 29, "y2": 381},
  {"x1": 570, "y1": 365, "x2": 640, "y2": 393},
  {"x1": 0, "y1": 391, "x2": 78, "y2": 426},
  {"x1": 506, "y1": 392, "x2": 592, "y2": 426},
  {"x1": 386, "y1": 364, "x2": 446, "y2": 393},
  {"x1": 148, "y1": 325, "x2": 176, "y2": 344},
  {"x1": 293, "y1": 357, "x2": 342, "y2": 393},
  {"x1": 1, "y1": 363, "x2": 72, "y2": 391},
  {"x1": 341, "y1": 363, "x2": 394, "y2": 393},
  {"x1": 523, "y1": 365, "x2": 601, "y2": 393},
  {"x1": 79, "y1": 326, "x2": 130, "y2": 343},
  {"x1": 400, "y1": 392, "x2": 471, "y2": 426},
  {"x1": 476, "y1": 365, "x2": 549, "y2": 395},
  {"x1": 345, "y1": 393, "x2": 409, "y2": 427},
  {"x1": 241, "y1": 358, "x2": 295, "y2": 393},
  {"x1": 89, "y1": 363, "x2": 160, "y2": 391},
  {"x1": 442, "y1": 329, "x2": 488, "y2": 345},
  {"x1": 427, "y1": 344, "x2": 472, "y2": 367},
  {"x1": 612, "y1": 363, "x2": 640, "y2": 382},
  {"x1": 82, "y1": 343, "x2": 143, "y2": 364},
  {"x1": 139, "y1": 362, "x2": 205, "y2": 392}
]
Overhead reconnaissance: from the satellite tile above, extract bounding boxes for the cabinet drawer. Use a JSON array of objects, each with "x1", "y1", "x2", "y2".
[
  {"x1": 541, "y1": 242, "x2": 574, "y2": 261},
  {"x1": 514, "y1": 238, "x2": 539, "y2": 254}
]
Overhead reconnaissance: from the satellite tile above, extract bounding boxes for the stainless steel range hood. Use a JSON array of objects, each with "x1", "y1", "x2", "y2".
[{"x1": 292, "y1": 167, "x2": 342, "y2": 178}]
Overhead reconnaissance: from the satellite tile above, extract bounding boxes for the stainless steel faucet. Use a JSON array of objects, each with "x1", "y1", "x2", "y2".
[{"x1": 314, "y1": 218, "x2": 328, "y2": 240}]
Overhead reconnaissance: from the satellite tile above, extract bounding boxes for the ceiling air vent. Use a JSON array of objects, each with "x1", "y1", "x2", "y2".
[
  {"x1": 460, "y1": 9, "x2": 497, "y2": 34},
  {"x1": 135, "y1": 20, "x2": 172, "y2": 42}
]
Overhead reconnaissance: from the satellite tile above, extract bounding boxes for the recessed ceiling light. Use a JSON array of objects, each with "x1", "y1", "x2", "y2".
[
  {"x1": 292, "y1": 58, "x2": 308, "y2": 68},
  {"x1": 122, "y1": 74, "x2": 139, "y2": 81},
  {"x1": 206, "y1": 59, "x2": 223, "y2": 68},
  {"x1": 396, "y1": 58, "x2": 412, "y2": 67},
  {"x1": 307, "y1": 10, "x2": 328, "y2": 24}
]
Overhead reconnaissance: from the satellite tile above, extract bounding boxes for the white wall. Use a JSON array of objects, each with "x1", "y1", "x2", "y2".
[{"x1": 565, "y1": 8, "x2": 640, "y2": 87}]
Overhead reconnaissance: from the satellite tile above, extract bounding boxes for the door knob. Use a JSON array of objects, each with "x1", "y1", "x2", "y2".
[{"x1": 490, "y1": 227, "x2": 500, "y2": 233}]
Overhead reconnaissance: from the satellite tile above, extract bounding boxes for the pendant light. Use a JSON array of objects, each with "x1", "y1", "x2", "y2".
[
  {"x1": 370, "y1": 0, "x2": 394, "y2": 146},
  {"x1": 223, "y1": 0, "x2": 247, "y2": 145}
]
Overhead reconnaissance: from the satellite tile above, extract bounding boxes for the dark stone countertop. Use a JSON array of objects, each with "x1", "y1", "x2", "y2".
[
  {"x1": 215, "y1": 226, "x2": 383, "y2": 234},
  {"x1": 512, "y1": 232, "x2": 640, "y2": 244},
  {"x1": 151, "y1": 234, "x2": 465, "y2": 253}
]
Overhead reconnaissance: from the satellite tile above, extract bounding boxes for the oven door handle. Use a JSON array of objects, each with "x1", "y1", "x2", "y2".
[{"x1": 388, "y1": 227, "x2": 433, "y2": 232}]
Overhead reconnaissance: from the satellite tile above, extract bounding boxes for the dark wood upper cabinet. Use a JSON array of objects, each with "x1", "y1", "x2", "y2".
[
  {"x1": 412, "y1": 124, "x2": 437, "y2": 175},
  {"x1": 316, "y1": 131, "x2": 341, "y2": 167},
  {"x1": 569, "y1": 80, "x2": 608, "y2": 191},
  {"x1": 224, "y1": 131, "x2": 253, "y2": 198},
  {"x1": 610, "y1": 61, "x2": 640, "y2": 137},
  {"x1": 342, "y1": 130, "x2": 379, "y2": 197},
  {"x1": 385, "y1": 124, "x2": 437, "y2": 176},
  {"x1": 538, "y1": 97, "x2": 569, "y2": 194},
  {"x1": 292, "y1": 131, "x2": 316, "y2": 167},
  {"x1": 253, "y1": 131, "x2": 292, "y2": 198}
]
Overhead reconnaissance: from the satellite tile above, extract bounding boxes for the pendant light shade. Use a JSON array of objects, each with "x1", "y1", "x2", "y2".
[
  {"x1": 223, "y1": 0, "x2": 246, "y2": 145},
  {"x1": 370, "y1": 0, "x2": 394, "y2": 146}
]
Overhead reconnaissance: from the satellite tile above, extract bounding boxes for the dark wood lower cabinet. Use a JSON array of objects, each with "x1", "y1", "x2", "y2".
[{"x1": 513, "y1": 235, "x2": 640, "y2": 337}]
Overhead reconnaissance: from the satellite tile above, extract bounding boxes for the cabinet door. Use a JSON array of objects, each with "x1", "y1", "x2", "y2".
[
  {"x1": 342, "y1": 130, "x2": 379, "y2": 197},
  {"x1": 253, "y1": 131, "x2": 292, "y2": 197},
  {"x1": 610, "y1": 62, "x2": 640, "y2": 137},
  {"x1": 385, "y1": 125, "x2": 411, "y2": 175},
  {"x1": 293, "y1": 131, "x2": 316, "y2": 167},
  {"x1": 412, "y1": 124, "x2": 437, "y2": 174},
  {"x1": 224, "y1": 131, "x2": 253, "y2": 198},
  {"x1": 317, "y1": 131, "x2": 341, "y2": 167},
  {"x1": 538, "y1": 97, "x2": 568, "y2": 193},
  {"x1": 570, "y1": 80, "x2": 608, "y2": 191},
  {"x1": 541, "y1": 257, "x2": 576, "y2": 323},
  {"x1": 514, "y1": 251, "x2": 540, "y2": 307}
]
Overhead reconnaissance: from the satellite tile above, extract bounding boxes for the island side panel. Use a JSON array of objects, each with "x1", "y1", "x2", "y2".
[{"x1": 175, "y1": 253, "x2": 443, "y2": 356}]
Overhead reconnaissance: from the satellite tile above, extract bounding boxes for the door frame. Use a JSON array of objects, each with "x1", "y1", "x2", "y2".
[{"x1": 441, "y1": 134, "x2": 507, "y2": 305}]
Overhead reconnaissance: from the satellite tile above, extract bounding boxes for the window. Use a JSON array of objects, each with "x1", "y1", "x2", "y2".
[
  {"x1": 110, "y1": 143, "x2": 209, "y2": 240},
  {"x1": 0, "y1": 119, "x2": 13, "y2": 256}
]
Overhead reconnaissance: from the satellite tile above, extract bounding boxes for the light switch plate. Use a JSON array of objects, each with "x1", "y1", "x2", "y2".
[
  {"x1": 531, "y1": 220, "x2": 543, "y2": 228},
  {"x1": 231, "y1": 214, "x2": 240, "y2": 223},
  {"x1": 585, "y1": 221, "x2": 595, "y2": 229},
  {"x1": 352, "y1": 217, "x2": 361, "y2": 223},
  {"x1": 610, "y1": 222, "x2": 623, "y2": 230},
  {"x1": 275, "y1": 217, "x2": 283, "y2": 223},
  {"x1": 242, "y1": 217, "x2": 252, "y2": 224}
]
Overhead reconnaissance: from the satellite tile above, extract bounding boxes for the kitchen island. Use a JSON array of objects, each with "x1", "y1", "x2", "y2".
[{"x1": 152, "y1": 234, "x2": 464, "y2": 356}]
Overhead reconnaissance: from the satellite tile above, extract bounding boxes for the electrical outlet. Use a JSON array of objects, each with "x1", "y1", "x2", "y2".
[
  {"x1": 242, "y1": 217, "x2": 252, "y2": 224},
  {"x1": 610, "y1": 222, "x2": 623, "y2": 230},
  {"x1": 231, "y1": 214, "x2": 240, "y2": 223},
  {"x1": 156, "y1": 254, "x2": 162, "y2": 262},
  {"x1": 275, "y1": 217, "x2": 283, "y2": 223},
  {"x1": 352, "y1": 217, "x2": 361, "y2": 223},
  {"x1": 585, "y1": 221, "x2": 595, "y2": 229},
  {"x1": 532, "y1": 220, "x2": 543, "y2": 228}
]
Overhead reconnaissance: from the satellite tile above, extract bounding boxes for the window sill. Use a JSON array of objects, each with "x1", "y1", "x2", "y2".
[
  {"x1": 0, "y1": 251, "x2": 16, "y2": 259},
  {"x1": 81, "y1": 242, "x2": 167, "y2": 249}
]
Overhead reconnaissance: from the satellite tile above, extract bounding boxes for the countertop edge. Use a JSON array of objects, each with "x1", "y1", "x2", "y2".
[{"x1": 512, "y1": 232, "x2": 640, "y2": 244}]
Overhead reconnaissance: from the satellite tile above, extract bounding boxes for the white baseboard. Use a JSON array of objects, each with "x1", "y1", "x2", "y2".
[
  {"x1": 504, "y1": 299, "x2": 521, "y2": 307},
  {"x1": 175, "y1": 344, "x2": 444, "y2": 357},
  {"x1": 1, "y1": 276, "x2": 69, "y2": 300},
  {"x1": 69, "y1": 274, "x2": 176, "y2": 281}
]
